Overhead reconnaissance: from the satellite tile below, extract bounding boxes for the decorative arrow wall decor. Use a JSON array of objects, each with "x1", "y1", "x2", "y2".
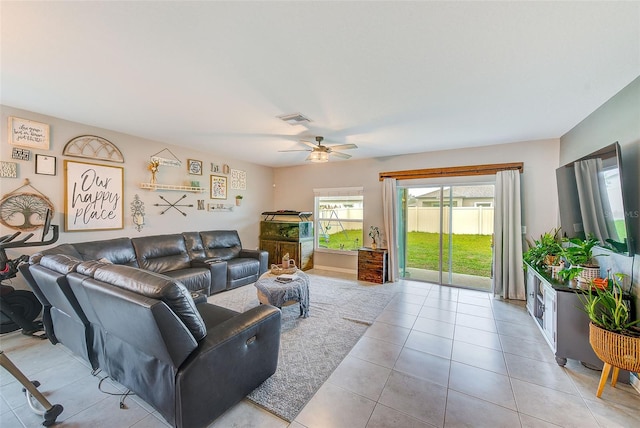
[{"x1": 154, "y1": 194, "x2": 193, "y2": 216}]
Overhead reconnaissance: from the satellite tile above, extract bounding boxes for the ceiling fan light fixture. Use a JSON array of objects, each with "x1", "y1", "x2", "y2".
[{"x1": 309, "y1": 151, "x2": 328, "y2": 163}]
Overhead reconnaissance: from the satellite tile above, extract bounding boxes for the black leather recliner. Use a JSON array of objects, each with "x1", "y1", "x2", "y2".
[
  {"x1": 27, "y1": 255, "x2": 281, "y2": 428},
  {"x1": 20, "y1": 255, "x2": 99, "y2": 370}
]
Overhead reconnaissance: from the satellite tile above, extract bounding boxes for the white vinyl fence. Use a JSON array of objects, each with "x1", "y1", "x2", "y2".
[{"x1": 407, "y1": 207, "x2": 494, "y2": 235}]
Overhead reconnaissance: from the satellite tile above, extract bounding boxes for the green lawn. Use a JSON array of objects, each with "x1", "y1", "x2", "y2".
[
  {"x1": 406, "y1": 232, "x2": 492, "y2": 277},
  {"x1": 318, "y1": 229, "x2": 363, "y2": 251},
  {"x1": 318, "y1": 230, "x2": 493, "y2": 277}
]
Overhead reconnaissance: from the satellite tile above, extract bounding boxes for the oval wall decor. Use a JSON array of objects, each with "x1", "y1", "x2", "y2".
[{"x1": 63, "y1": 135, "x2": 124, "y2": 163}]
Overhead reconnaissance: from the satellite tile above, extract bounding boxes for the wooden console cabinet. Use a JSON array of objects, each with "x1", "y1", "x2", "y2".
[
  {"x1": 358, "y1": 248, "x2": 388, "y2": 284},
  {"x1": 259, "y1": 213, "x2": 314, "y2": 271}
]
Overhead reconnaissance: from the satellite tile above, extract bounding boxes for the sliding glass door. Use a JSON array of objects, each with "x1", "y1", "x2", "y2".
[{"x1": 399, "y1": 183, "x2": 494, "y2": 290}]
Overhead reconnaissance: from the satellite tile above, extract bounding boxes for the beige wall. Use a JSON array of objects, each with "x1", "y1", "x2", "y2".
[
  {"x1": 1, "y1": 105, "x2": 275, "y2": 289},
  {"x1": 274, "y1": 138, "x2": 560, "y2": 273}
]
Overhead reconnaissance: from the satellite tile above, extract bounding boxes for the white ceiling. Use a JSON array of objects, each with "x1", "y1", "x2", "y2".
[{"x1": 2, "y1": 1, "x2": 639, "y2": 167}]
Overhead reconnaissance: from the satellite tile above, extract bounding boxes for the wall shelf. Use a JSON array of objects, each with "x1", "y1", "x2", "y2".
[
  {"x1": 207, "y1": 204, "x2": 234, "y2": 212},
  {"x1": 139, "y1": 183, "x2": 206, "y2": 193}
]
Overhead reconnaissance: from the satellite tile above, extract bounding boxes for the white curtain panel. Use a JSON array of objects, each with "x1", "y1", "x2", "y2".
[
  {"x1": 493, "y1": 170, "x2": 525, "y2": 300},
  {"x1": 382, "y1": 178, "x2": 398, "y2": 282},
  {"x1": 575, "y1": 158, "x2": 614, "y2": 242}
]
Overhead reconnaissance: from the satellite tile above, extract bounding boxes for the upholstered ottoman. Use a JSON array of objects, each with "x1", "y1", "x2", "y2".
[{"x1": 254, "y1": 271, "x2": 309, "y2": 318}]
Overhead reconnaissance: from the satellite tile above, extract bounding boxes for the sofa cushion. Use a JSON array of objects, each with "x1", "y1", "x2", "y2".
[
  {"x1": 76, "y1": 259, "x2": 113, "y2": 277},
  {"x1": 227, "y1": 258, "x2": 260, "y2": 279},
  {"x1": 92, "y1": 264, "x2": 207, "y2": 341},
  {"x1": 132, "y1": 234, "x2": 191, "y2": 273},
  {"x1": 73, "y1": 238, "x2": 138, "y2": 266},
  {"x1": 40, "y1": 254, "x2": 81, "y2": 274},
  {"x1": 182, "y1": 231, "x2": 206, "y2": 260},
  {"x1": 162, "y1": 267, "x2": 210, "y2": 294},
  {"x1": 30, "y1": 244, "x2": 82, "y2": 264},
  {"x1": 200, "y1": 230, "x2": 242, "y2": 260}
]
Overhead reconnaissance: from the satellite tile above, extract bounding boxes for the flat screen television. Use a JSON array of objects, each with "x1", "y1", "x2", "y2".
[{"x1": 556, "y1": 142, "x2": 632, "y2": 255}]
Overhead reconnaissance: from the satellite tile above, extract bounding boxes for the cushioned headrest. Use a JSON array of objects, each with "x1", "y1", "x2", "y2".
[
  {"x1": 30, "y1": 243, "x2": 83, "y2": 264},
  {"x1": 77, "y1": 259, "x2": 113, "y2": 277},
  {"x1": 39, "y1": 254, "x2": 81, "y2": 274},
  {"x1": 92, "y1": 264, "x2": 207, "y2": 341}
]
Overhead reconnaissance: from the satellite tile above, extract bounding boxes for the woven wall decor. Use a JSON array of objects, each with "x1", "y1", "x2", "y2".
[{"x1": 63, "y1": 135, "x2": 124, "y2": 163}]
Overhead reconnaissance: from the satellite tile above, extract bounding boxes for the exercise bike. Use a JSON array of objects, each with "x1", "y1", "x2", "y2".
[{"x1": 0, "y1": 210, "x2": 64, "y2": 426}]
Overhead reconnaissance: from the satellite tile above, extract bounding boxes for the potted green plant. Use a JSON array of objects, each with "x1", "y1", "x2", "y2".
[
  {"x1": 581, "y1": 274, "x2": 638, "y2": 333},
  {"x1": 562, "y1": 235, "x2": 603, "y2": 284},
  {"x1": 235, "y1": 195, "x2": 243, "y2": 206},
  {"x1": 523, "y1": 228, "x2": 563, "y2": 271},
  {"x1": 579, "y1": 274, "x2": 640, "y2": 397},
  {"x1": 556, "y1": 265, "x2": 583, "y2": 287}
]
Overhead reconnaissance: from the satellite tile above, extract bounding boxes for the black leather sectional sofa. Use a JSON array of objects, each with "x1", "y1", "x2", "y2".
[
  {"x1": 21, "y1": 250, "x2": 281, "y2": 427},
  {"x1": 29, "y1": 230, "x2": 268, "y2": 296}
]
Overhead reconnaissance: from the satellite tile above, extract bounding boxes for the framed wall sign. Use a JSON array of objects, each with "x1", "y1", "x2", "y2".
[
  {"x1": 35, "y1": 154, "x2": 56, "y2": 175},
  {"x1": 187, "y1": 159, "x2": 203, "y2": 175},
  {"x1": 0, "y1": 161, "x2": 18, "y2": 178},
  {"x1": 210, "y1": 175, "x2": 227, "y2": 200},
  {"x1": 230, "y1": 169, "x2": 247, "y2": 190},
  {"x1": 64, "y1": 160, "x2": 124, "y2": 231},
  {"x1": 8, "y1": 117, "x2": 50, "y2": 150},
  {"x1": 12, "y1": 147, "x2": 31, "y2": 161}
]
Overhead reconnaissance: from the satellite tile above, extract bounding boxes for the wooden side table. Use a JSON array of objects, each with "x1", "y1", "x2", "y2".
[{"x1": 358, "y1": 248, "x2": 388, "y2": 284}]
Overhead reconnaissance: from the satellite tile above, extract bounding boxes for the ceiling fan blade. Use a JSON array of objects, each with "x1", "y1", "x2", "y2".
[
  {"x1": 327, "y1": 143, "x2": 358, "y2": 151},
  {"x1": 278, "y1": 149, "x2": 311, "y2": 152},
  {"x1": 300, "y1": 140, "x2": 318, "y2": 149},
  {"x1": 330, "y1": 151, "x2": 352, "y2": 159}
]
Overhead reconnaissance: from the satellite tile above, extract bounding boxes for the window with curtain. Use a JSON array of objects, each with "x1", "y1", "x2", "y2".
[{"x1": 314, "y1": 187, "x2": 364, "y2": 253}]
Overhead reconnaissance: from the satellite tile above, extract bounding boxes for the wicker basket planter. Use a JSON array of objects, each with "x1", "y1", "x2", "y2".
[
  {"x1": 578, "y1": 265, "x2": 600, "y2": 285},
  {"x1": 589, "y1": 323, "x2": 640, "y2": 397}
]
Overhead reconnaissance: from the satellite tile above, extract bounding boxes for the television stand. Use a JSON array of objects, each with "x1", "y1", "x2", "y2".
[{"x1": 525, "y1": 263, "x2": 630, "y2": 382}]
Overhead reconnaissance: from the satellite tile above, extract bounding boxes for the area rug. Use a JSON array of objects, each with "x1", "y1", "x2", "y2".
[{"x1": 208, "y1": 273, "x2": 397, "y2": 422}]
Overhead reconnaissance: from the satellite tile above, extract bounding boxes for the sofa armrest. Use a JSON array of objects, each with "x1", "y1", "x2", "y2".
[
  {"x1": 191, "y1": 258, "x2": 227, "y2": 294},
  {"x1": 239, "y1": 249, "x2": 269, "y2": 275},
  {"x1": 175, "y1": 305, "x2": 281, "y2": 427}
]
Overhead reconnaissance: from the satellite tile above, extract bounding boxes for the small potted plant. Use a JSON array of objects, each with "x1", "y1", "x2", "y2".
[
  {"x1": 523, "y1": 228, "x2": 563, "y2": 271},
  {"x1": 579, "y1": 273, "x2": 640, "y2": 397},
  {"x1": 562, "y1": 235, "x2": 603, "y2": 284},
  {"x1": 235, "y1": 195, "x2": 243, "y2": 206},
  {"x1": 556, "y1": 265, "x2": 583, "y2": 287},
  {"x1": 368, "y1": 226, "x2": 381, "y2": 250}
]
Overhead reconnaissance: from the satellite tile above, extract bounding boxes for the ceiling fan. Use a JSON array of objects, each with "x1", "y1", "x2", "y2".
[{"x1": 279, "y1": 136, "x2": 358, "y2": 162}]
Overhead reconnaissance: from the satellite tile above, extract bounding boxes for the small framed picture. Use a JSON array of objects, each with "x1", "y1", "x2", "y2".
[
  {"x1": 210, "y1": 175, "x2": 227, "y2": 200},
  {"x1": 35, "y1": 154, "x2": 57, "y2": 175},
  {"x1": 187, "y1": 159, "x2": 203, "y2": 175},
  {"x1": 12, "y1": 147, "x2": 31, "y2": 161},
  {"x1": 0, "y1": 161, "x2": 18, "y2": 178}
]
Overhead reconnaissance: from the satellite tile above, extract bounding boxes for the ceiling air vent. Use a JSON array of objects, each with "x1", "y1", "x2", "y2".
[{"x1": 277, "y1": 113, "x2": 311, "y2": 125}]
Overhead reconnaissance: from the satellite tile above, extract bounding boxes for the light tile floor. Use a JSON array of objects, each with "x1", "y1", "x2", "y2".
[{"x1": 1, "y1": 271, "x2": 639, "y2": 427}]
